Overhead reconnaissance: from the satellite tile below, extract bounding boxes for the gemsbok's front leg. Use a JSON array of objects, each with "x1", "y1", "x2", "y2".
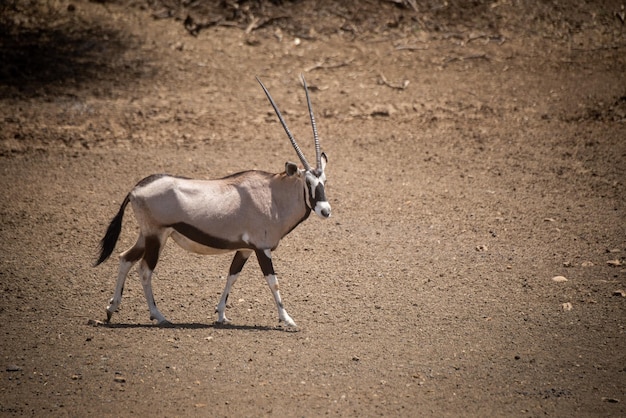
[
  {"x1": 256, "y1": 249, "x2": 297, "y2": 328},
  {"x1": 216, "y1": 250, "x2": 253, "y2": 324}
]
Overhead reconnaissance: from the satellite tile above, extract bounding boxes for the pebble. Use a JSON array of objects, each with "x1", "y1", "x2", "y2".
[
  {"x1": 552, "y1": 275, "x2": 568, "y2": 283},
  {"x1": 6, "y1": 365, "x2": 22, "y2": 372},
  {"x1": 602, "y1": 397, "x2": 620, "y2": 403},
  {"x1": 562, "y1": 302, "x2": 573, "y2": 311}
]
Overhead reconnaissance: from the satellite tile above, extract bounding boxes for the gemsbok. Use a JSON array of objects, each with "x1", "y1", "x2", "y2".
[{"x1": 95, "y1": 76, "x2": 330, "y2": 328}]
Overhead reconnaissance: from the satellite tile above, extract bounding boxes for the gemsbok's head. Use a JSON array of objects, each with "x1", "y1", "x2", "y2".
[{"x1": 257, "y1": 75, "x2": 331, "y2": 219}]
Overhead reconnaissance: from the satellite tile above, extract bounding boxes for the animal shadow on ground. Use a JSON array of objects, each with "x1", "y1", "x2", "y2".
[{"x1": 94, "y1": 321, "x2": 286, "y2": 332}]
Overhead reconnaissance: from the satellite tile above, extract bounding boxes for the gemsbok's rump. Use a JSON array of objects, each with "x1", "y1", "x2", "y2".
[{"x1": 95, "y1": 76, "x2": 331, "y2": 328}]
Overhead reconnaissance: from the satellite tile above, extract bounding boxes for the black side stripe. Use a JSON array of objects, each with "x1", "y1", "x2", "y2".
[{"x1": 171, "y1": 223, "x2": 250, "y2": 250}]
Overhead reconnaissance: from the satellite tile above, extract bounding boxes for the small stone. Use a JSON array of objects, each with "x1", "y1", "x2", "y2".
[
  {"x1": 6, "y1": 365, "x2": 22, "y2": 372},
  {"x1": 552, "y1": 275, "x2": 568, "y2": 283},
  {"x1": 613, "y1": 290, "x2": 625, "y2": 297},
  {"x1": 114, "y1": 376, "x2": 126, "y2": 383},
  {"x1": 171, "y1": 41, "x2": 184, "y2": 51},
  {"x1": 607, "y1": 259, "x2": 623, "y2": 267},
  {"x1": 581, "y1": 261, "x2": 594, "y2": 267},
  {"x1": 369, "y1": 104, "x2": 396, "y2": 117},
  {"x1": 562, "y1": 302, "x2": 573, "y2": 311},
  {"x1": 602, "y1": 397, "x2": 620, "y2": 403}
]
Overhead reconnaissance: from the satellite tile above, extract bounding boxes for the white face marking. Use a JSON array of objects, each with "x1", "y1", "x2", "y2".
[
  {"x1": 314, "y1": 200, "x2": 332, "y2": 218},
  {"x1": 242, "y1": 233, "x2": 250, "y2": 244}
]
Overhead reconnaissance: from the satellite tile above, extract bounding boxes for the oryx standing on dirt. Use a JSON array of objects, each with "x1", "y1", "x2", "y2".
[{"x1": 95, "y1": 76, "x2": 330, "y2": 328}]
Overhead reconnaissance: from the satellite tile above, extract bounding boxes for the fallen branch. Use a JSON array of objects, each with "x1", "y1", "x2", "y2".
[
  {"x1": 378, "y1": 72, "x2": 409, "y2": 90},
  {"x1": 305, "y1": 58, "x2": 354, "y2": 72},
  {"x1": 444, "y1": 54, "x2": 489, "y2": 64},
  {"x1": 245, "y1": 15, "x2": 290, "y2": 34},
  {"x1": 184, "y1": 15, "x2": 238, "y2": 36},
  {"x1": 395, "y1": 44, "x2": 429, "y2": 51}
]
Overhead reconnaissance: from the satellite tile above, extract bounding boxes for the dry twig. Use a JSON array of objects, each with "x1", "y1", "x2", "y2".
[
  {"x1": 378, "y1": 72, "x2": 409, "y2": 90},
  {"x1": 305, "y1": 58, "x2": 354, "y2": 72},
  {"x1": 395, "y1": 44, "x2": 429, "y2": 51}
]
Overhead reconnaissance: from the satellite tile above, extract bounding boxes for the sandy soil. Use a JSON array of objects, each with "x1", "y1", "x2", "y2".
[{"x1": 1, "y1": 1, "x2": 625, "y2": 416}]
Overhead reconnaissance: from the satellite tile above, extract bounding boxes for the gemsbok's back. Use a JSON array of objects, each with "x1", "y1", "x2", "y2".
[{"x1": 95, "y1": 76, "x2": 330, "y2": 328}]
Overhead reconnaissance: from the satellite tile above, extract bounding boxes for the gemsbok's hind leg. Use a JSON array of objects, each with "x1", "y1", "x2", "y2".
[
  {"x1": 216, "y1": 250, "x2": 253, "y2": 324},
  {"x1": 256, "y1": 249, "x2": 297, "y2": 328},
  {"x1": 106, "y1": 234, "x2": 145, "y2": 322},
  {"x1": 138, "y1": 235, "x2": 169, "y2": 325}
]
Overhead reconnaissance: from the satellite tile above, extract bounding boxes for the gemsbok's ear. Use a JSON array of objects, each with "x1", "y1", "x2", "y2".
[
  {"x1": 320, "y1": 152, "x2": 328, "y2": 171},
  {"x1": 285, "y1": 162, "x2": 299, "y2": 176}
]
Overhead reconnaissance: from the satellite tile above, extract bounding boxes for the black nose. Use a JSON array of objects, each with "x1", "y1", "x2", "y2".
[{"x1": 321, "y1": 208, "x2": 331, "y2": 218}]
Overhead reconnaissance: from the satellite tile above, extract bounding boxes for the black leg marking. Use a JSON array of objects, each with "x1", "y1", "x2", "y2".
[
  {"x1": 124, "y1": 245, "x2": 145, "y2": 263},
  {"x1": 229, "y1": 251, "x2": 251, "y2": 276},
  {"x1": 143, "y1": 236, "x2": 161, "y2": 271},
  {"x1": 255, "y1": 250, "x2": 275, "y2": 276}
]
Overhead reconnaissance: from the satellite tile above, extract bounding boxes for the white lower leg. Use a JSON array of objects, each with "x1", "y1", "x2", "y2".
[
  {"x1": 139, "y1": 262, "x2": 167, "y2": 324},
  {"x1": 265, "y1": 274, "x2": 296, "y2": 327},
  {"x1": 106, "y1": 259, "x2": 134, "y2": 321},
  {"x1": 216, "y1": 273, "x2": 239, "y2": 323}
]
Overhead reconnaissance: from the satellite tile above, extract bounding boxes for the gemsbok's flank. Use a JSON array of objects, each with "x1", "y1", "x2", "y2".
[{"x1": 95, "y1": 76, "x2": 330, "y2": 328}]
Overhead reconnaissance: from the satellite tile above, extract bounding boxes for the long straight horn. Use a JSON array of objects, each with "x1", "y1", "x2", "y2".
[
  {"x1": 256, "y1": 76, "x2": 311, "y2": 171},
  {"x1": 300, "y1": 74, "x2": 322, "y2": 170}
]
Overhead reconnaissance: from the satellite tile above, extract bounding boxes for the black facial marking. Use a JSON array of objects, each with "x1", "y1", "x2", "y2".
[
  {"x1": 305, "y1": 177, "x2": 327, "y2": 209},
  {"x1": 315, "y1": 182, "x2": 327, "y2": 202}
]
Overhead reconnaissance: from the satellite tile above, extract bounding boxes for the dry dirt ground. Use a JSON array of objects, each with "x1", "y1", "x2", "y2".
[{"x1": 1, "y1": 1, "x2": 625, "y2": 416}]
